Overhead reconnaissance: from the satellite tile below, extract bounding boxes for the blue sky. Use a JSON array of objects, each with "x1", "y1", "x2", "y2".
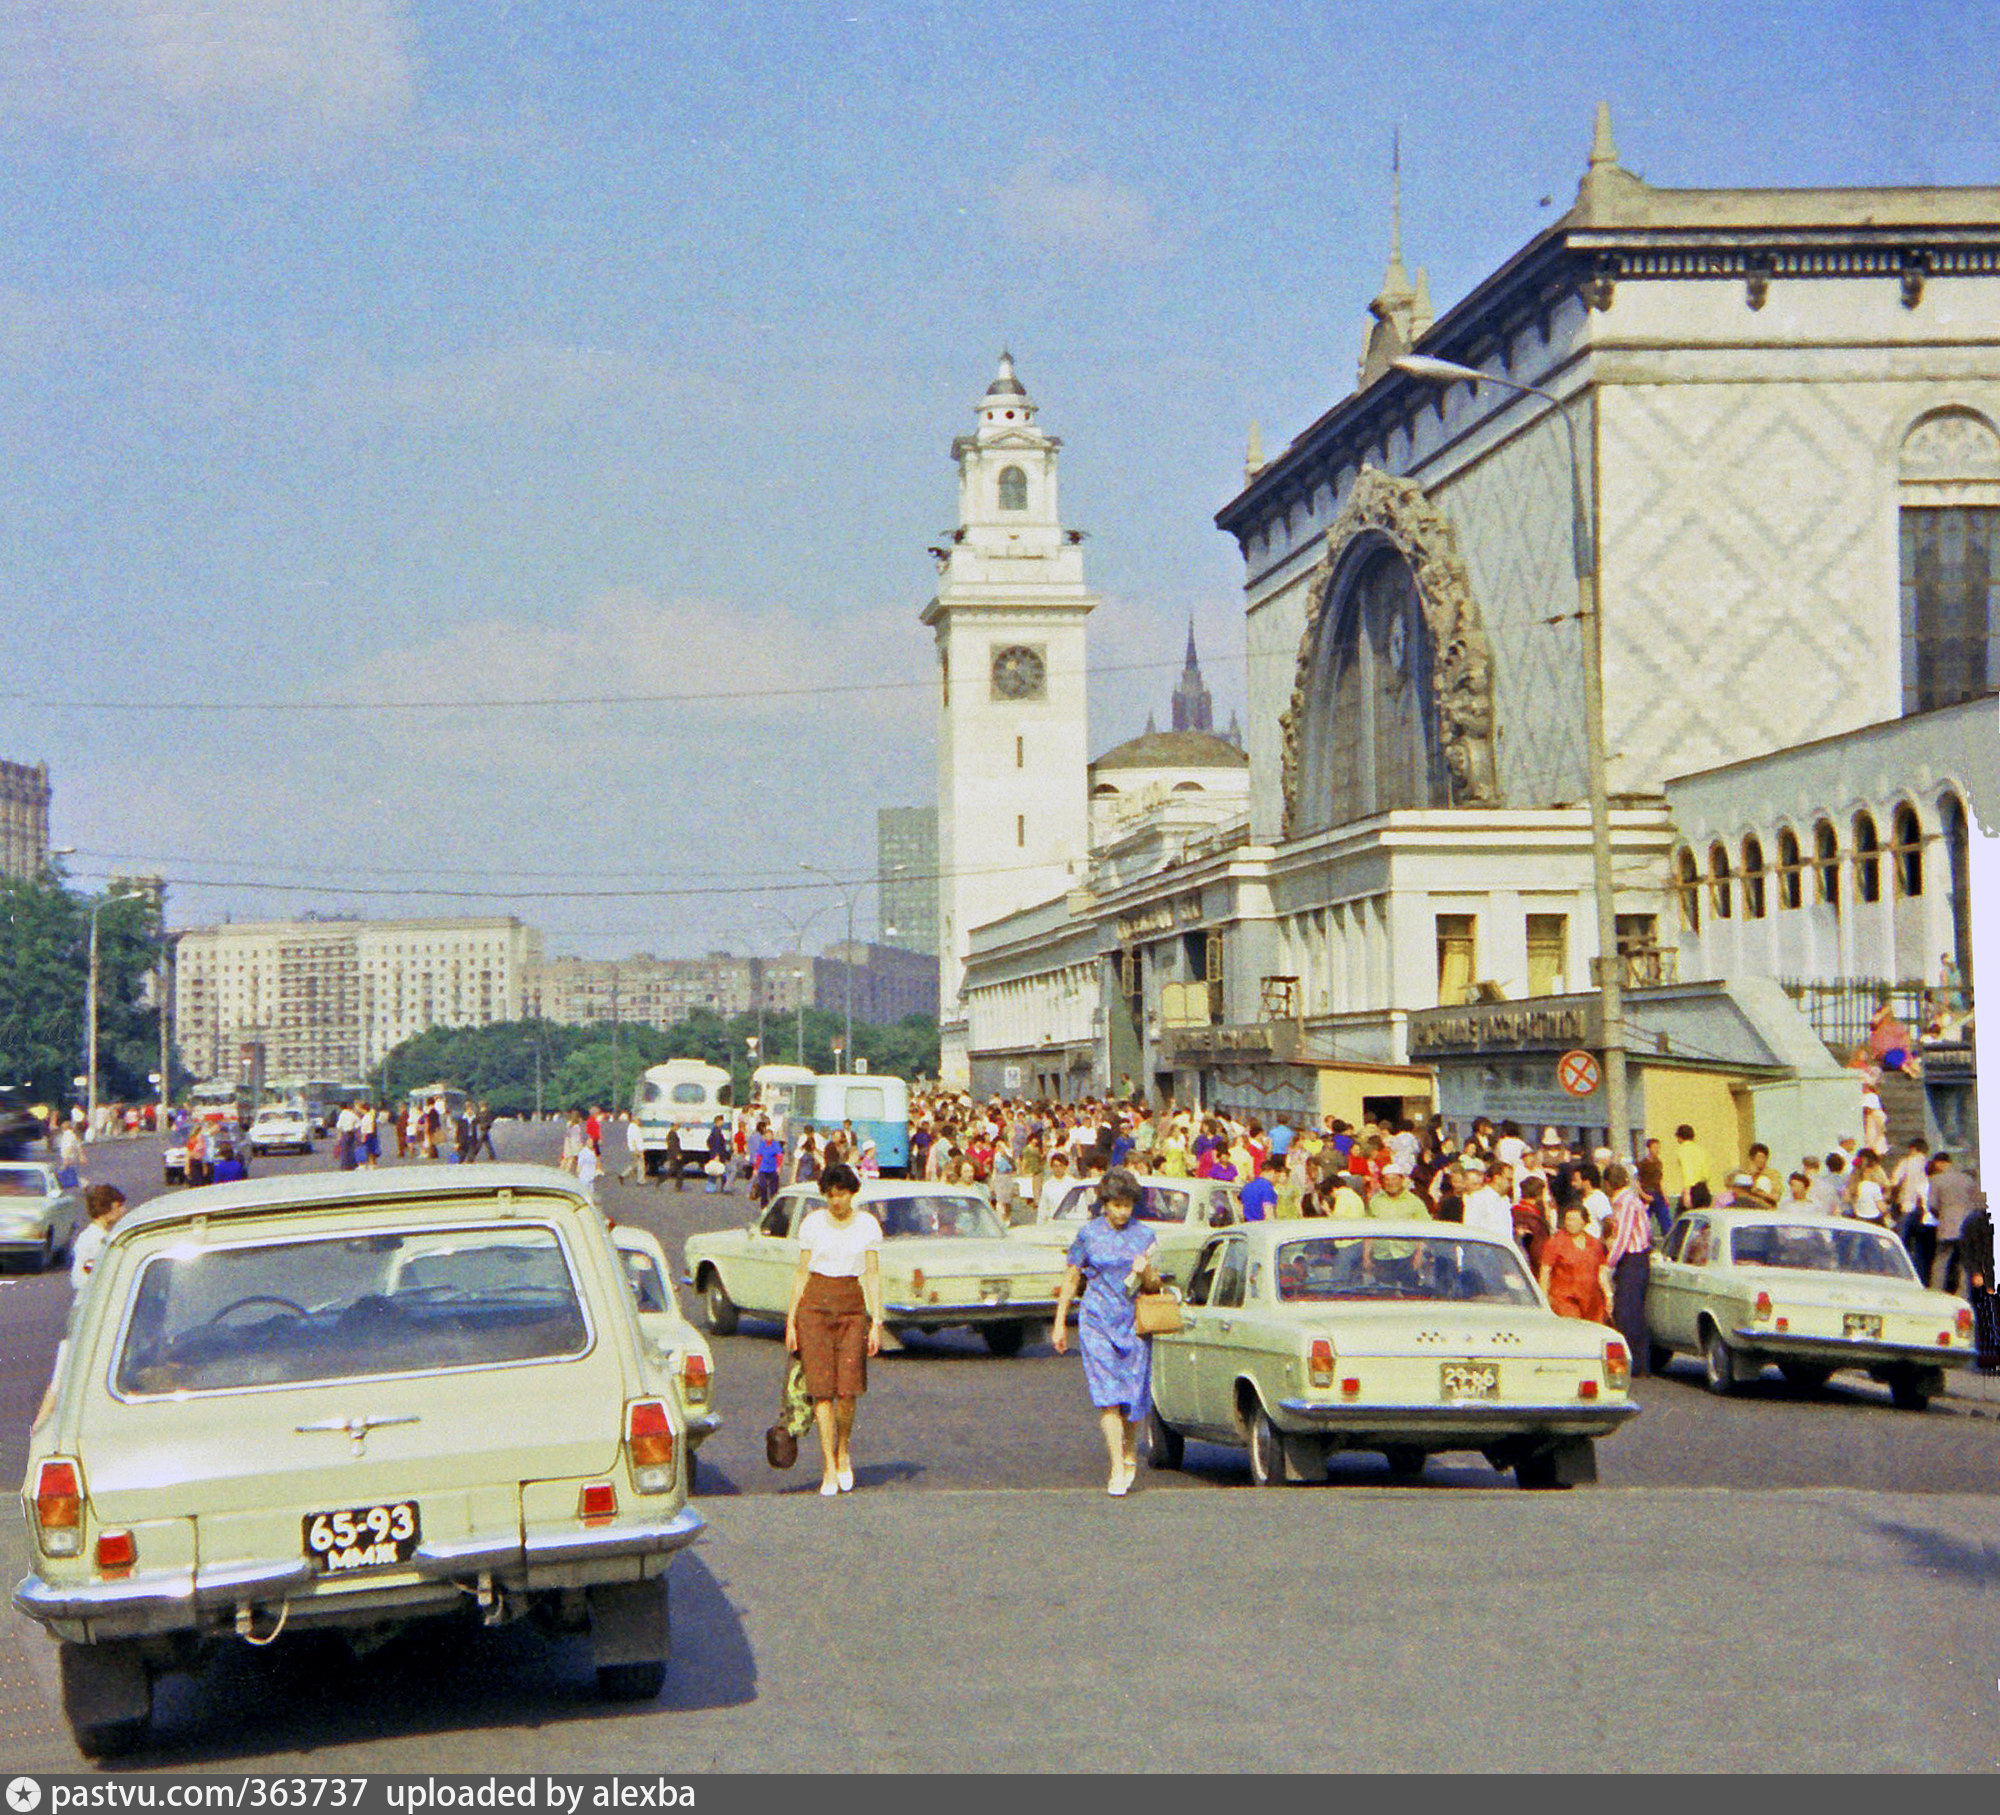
[{"x1": 2, "y1": 0, "x2": 1991, "y2": 957}]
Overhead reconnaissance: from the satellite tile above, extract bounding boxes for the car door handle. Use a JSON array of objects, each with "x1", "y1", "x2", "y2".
[{"x1": 1218, "y1": 1319, "x2": 1233, "y2": 1333}]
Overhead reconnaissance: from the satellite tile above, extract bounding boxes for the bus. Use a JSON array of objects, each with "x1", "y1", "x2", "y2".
[
  {"x1": 630, "y1": 1060, "x2": 734, "y2": 1179},
  {"x1": 791, "y1": 1073, "x2": 911, "y2": 1176},
  {"x1": 749, "y1": 1064, "x2": 816, "y2": 1133}
]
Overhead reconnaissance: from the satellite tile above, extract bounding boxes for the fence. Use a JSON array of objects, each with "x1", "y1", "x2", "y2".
[{"x1": 1776, "y1": 977, "x2": 1937, "y2": 1054}]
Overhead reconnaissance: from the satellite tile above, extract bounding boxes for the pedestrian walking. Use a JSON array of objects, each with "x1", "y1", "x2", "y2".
[
  {"x1": 477, "y1": 1103, "x2": 499, "y2": 1162},
  {"x1": 1926, "y1": 1153, "x2": 1979, "y2": 1293},
  {"x1": 335, "y1": 1104, "x2": 360, "y2": 1172},
  {"x1": 69, "y1": 1184, "x2": 127, "y2": 1291},
  {"x1": 1960, "y1": 1194, "x2": 1997, "y2": 1373},
  {"x1": 1602, "y1": 1163, "x2": 1654, "y2": 1373},
  {"x1": 662, "y1": 1124, "x2": 683, "y2": 1191},
  {"x1": 783, "y1": 1163, "x2": 884, "y2": 1497},
  {"x1": 1050, "y1": 1168, "x2": 1163, "y2": 1497},
  {"x1": 705, "y1": 1115, "x2": 730, "y2": 1193},
  {"x1": 1540, "y1": 1202, "x2": 1612, "y2": 1324}
]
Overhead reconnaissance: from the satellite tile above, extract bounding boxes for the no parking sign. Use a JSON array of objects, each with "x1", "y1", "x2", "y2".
[{"x1": 1556, "y1": 1049, "x2": 1601, "y2": 1098}]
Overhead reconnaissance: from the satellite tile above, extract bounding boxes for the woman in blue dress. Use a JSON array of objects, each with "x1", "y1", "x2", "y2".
[{"x1": 1051, "y1": 1168, "x2": 1163, "y2": 1497}]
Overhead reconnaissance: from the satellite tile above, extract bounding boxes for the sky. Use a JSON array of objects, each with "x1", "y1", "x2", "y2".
[{"x1": 2, "y1": 0, "x2": 1993, "y2": 959}]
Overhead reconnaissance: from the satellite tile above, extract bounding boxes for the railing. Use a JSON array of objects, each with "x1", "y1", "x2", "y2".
[{"x1": 1776, "y1": 977, "x2": 1951, "y2": 1053}]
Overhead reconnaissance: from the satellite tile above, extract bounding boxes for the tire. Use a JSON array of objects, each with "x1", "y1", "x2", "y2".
[
  {"x1": 1382, "y1": 1445, "x2": 1427, "y2": 1479},
  {"x1": 60, "y1": 1641, "x2": 151, "y2": 1757},
  {"x1": 1647, "y1": 1343, "x2": 1673, "y2": 1376},
  {"x1": 1514, "y1": 1449, "x2": 1560, "y2": 1490},
  {"x1": 981, "y1": 1320, "x2": 1027, "y2": 1357},
  {"x1": 1247, "y1": 1406, "x2": 1285, "y2": 1487},
  {"x1": 1887, "y1": 1367, "x2": 1932, "y2": 1412},
  {"x1": 1148, "y1": 1403, "x2": 1185, "y2": 1471},
  {"x1": 38, "y1": 1229, "x2": 57, "y2": 1273},
  {"x1": 595, "y1": 1661, "x2": 667, "y2": 1702},
  {"x1": 1778, "y1": 1361, "x2": 1835, "y2": 1392},
  {"x1": 701, "y1": 1272, "x2": 739, "y2": 1336},
  {"x1": 1703, "y1": 1327, "x2": 1740, "y2": 1396}
]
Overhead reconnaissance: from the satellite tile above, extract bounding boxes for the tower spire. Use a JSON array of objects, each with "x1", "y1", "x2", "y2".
[{"x1": 1357, "y1": 127, "x2": 1419, "y2": 388}]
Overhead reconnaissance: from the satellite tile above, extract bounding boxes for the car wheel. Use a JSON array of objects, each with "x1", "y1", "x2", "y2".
[
  {"x1": 60, "y1": 1640, "x2": 151, "y2": 1757},
  {"x1": 1514, "y1": 1449, "x2": 1560, "y2": 1490},
  {"x1": 39, "y1": 1229, "x2": 57, "y2": 1272},
  {"x1": 1778, "y1": 1361, "x2": 1835, "y2": 1392},
  {"x1": 1647, "y1": 1343, "x2": 1673, "y2": 1375},
  {"x1": 595, "y1": 1660, "x2": 667, "y2": 1701},
  {"x1": 1887, "y1": 1367, "x2": 1932, "y2": 1412},
  {"x1": 590, "y1": 1578, "x2": 669, "y2": 1700},
  {"x1": 702, "y1": 1272, "x2": 739, "y2": 1336},
  {"x1": 1247, "y1": 1406, "x2": 1291, "y2": 1487},
  {"x1": 1147, "y1": 1403, "x2": 1184, "y2": 1471},
  {"x1": 1382, "y1": 1445, "x2": 1427, "y2": 1479},
  {"x1": 1703, "y1": 1327, "x2": 1739, "y2": 1396},
  {"x1": 981, "y1": 1320, "x2": 1027, "y2": 1357}
]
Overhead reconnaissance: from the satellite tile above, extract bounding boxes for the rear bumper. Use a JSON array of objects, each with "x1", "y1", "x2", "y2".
[
  {"x1": 14, "y1": 1505, "x2": 705, "y2": 1642},
  {"x1": 1729, "y1": 1328, "x2": 1971, "y2": 1370},
  {"x1": 884, "y1": 1300, "x2": 1059, "y2": 1327},
  {"x1": 1274, "y1": 1398, "x2": 1639, "y2": 1443}
]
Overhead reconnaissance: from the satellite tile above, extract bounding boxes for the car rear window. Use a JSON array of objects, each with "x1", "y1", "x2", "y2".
[
  {"x1": 113, "y1": 1223, "x2": 590, "y2": 1397},
  {"x1": 1728, "y1": 1223, "x2": 1916, "y2": 1279}
]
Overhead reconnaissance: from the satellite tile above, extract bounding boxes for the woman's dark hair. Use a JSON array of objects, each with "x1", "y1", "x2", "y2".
[
  {"x1": 1098, "y1": 1166, "x2": 1142, "y2": 1206},
  {"x1": 820, "y1": 1163, "x2": 862, "y2": 1195},
  {"x1": 1688, "y1": 1180, "x2": 1712, "y2": 1209}
]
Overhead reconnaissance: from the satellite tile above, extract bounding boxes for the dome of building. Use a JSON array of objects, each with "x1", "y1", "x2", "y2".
[{"x1": 1089, "y1": 729, "x2": 1250, "y2": 775}]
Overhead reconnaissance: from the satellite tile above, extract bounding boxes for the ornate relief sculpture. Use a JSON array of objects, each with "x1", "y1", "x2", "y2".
[{"x1": 1280, "y1": 464, "x2": 1499, "y2": 838}]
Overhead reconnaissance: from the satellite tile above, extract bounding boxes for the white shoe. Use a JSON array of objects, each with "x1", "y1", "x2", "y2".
[
  {"x1": 837, "y1": 1467, "x2": 855, "y2": 1493},
  {"x1": 1108, "y1": 1462, "x2": 1132, "y2": 1497},
  {"x1": 819, "y1": 1478, "x2": 840, "y2": 1497}
]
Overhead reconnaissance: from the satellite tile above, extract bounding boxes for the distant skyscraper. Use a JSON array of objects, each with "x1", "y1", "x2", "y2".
[
  {"x1": 0, "y1": 759, "x2": 51, "y2": 881},
  {"x1": 876, "y1": 806, "x2": 939, "y2": 957}
]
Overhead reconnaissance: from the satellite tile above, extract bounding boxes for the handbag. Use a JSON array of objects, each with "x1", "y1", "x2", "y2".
[
  {"x1": 1133, "y1": 1289, "x2": 1184, "y2": 1336},
  {"x1": 765, "y1": 1358, "x2": 815, "y2": 1468}
]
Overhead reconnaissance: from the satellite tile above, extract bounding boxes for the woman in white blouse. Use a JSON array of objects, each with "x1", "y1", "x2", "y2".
[{"x1": 785, "y1": 1163, "x2": 885, "y2": 1496}]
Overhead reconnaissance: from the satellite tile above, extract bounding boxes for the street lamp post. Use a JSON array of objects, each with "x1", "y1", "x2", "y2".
[
  {"x1": 798, "y1": 863, "x2": 857, "y2": 1072},
  {"x1": 791, "y1": 970, "x2": 806, "y2": 1065},
  {"x1": 1391, "y1": 353, "x2": 1630, "y2": 1158}
]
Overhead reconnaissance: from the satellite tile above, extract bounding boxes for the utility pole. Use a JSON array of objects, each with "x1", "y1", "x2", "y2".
[{"x1": 85, "y1": 898, "x2": 101, "y2": 1135}]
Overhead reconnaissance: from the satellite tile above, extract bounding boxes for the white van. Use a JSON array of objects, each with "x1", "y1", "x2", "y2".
[{"x1": 631, "y1": 1061, "x2": 733, "y2": 1178}]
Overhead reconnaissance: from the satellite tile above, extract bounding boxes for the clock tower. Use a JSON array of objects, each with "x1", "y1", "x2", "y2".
[{"x1": 922, "y1": 352, "x2": 1096, "y2": 1087}]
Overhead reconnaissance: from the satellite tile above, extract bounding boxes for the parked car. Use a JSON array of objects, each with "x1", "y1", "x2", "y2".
[
  {"x1": 609, "y1": 1223, "x2": 719, "y2": 1469},
  {"x1": 0, "y1": 1161, "x2": 87, "y2": 1271},
  {"x1": 246, "y1": 1105, "x2": 314, "y2": 1157},
  {"x1": 686, "y1": 1180, "x2": 1069, "y2": 1355},
  {"x1": 1646, "y1": 1207, "x2": 1975, "y2": 1408},
  {"x1": 13, "y1": 1164, "x2": 704, "y2": 1757},
  {"x1": 1010, "y1": 1174, "x2": 1243, "y2": 1285},
  {"x1": 1148, "y1": 1222, "x2": 1638, "y2": 1489}
]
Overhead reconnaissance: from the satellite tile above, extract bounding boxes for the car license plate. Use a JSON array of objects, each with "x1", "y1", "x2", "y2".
[
  {"x1": 979, "y1": 1278, "x2": 1011, "y2": 1305},
  {"x1": 1843, "y1": 1313, "x2": 1883, "y2": 1339},
  {"x1": 1441, "y1": 1361, "x2": 1501, "y2": 1401},
  {"x1": 304, "y1": 1501, "x2": 420, "y2": 1573}
]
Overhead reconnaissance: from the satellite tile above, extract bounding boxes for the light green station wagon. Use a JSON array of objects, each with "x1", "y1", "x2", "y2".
[
  {"x1": 14, "y1": 1166, "x2": 705, "y2": 1757},
  {"x1": 1149, "y1": 1222, "x2": 1638, "y2": 1489}
]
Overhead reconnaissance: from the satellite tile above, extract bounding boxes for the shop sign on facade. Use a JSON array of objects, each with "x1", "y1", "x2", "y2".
[
  {"x1": 1408, "y1": 999, "x2": 1603, "y2": 1056},
  {"x1": 1114, "y1": 895, "x2": 1204, "y2": 943},
  {"x1": 1162, "y1": 1021, "x2": 1303, "y2": 1065}
]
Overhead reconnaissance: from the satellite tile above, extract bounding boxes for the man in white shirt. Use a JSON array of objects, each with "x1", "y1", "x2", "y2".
[
  {"x1": 1462, "y1": 1161, "x2": 1516, "y2": 1243},
  {"x1": 1036, "y1": 1150, "x2": 1077, "y2": 1222},
  {"x1": 70, "y1": 1185, "x2": 126, "y2": 1290}
]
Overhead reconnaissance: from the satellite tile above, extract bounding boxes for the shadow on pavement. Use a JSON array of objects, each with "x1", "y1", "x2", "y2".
[
  {"x1": 1855, "y1": 1515, "x2": 2000, "y2": 1587},
  {"x1": 104, "y1": 1553, "x2": 755, "y2": 1767}
]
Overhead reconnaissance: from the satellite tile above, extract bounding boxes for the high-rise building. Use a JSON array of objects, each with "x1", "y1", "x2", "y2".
[
  {"x1": 0, "y1": 759, "x2": 51, "y2": 881},
  {"x1": 876, "y1": 806, "x2": 939, "y2": 956}
]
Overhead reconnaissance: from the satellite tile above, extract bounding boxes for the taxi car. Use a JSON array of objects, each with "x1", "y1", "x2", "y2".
[
  {"x1": 13, "y1": 1165, "x2": 704, "y2": 1757},
  {"x1": 685, "y1": 1180, "x2": 1068, "y2": 1355},
  {"x1": 247, "y1": 1105, "x2": 314, "y2": 1156},
  {"x1": 1646, "y1": 1206, "x2": 1975, "y2": 1408},
  {"x1": 1148, "y1": 1222, "x2": 1637, "y2": 1489},
  {"x1": 0, "y1": 1161, "x2": 86, "y2": 1272},
  {"x1": 1010, "y1": 1174, "x2": 1243, "y2": 1286}
]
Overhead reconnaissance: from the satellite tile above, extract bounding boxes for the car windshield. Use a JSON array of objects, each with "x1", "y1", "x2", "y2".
[
  {"x1": 113, "y1": 1223, "x2": 590, "y2": 1397},
  {"x1": 866, "y1": 1195, "x2": 1006, "y2": 1240},
  {"x1": 1274, "y1": 1235, "x2": 1543, "y2": 1306},
  {"x1": 1052, "y1": 1185, "x2": 1191, "y2": 1225},
  {"x1": 1729, "y1": 1223, "x2": 1917, "y2": 1280},
  {"x1": 0, "y1": 1166, "x2": 51, "y2": 1197}
]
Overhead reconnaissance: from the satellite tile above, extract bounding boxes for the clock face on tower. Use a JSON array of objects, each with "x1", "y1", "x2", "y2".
[{"x1": 990, "y1": 643, "x2": 1047, "y2": 702}]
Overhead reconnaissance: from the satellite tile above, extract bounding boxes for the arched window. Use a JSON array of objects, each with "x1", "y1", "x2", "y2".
[
  {"x1": 1776, "y1": 827, "x2": 1804, "y2": 910},
  {"x1": 1854, "y1": 812, "x2": 1881, "y2": 904},
  {"x1": 1708, "y1": 842, "x2": 1734, "y2": 919},
  {"x1": 1674, "y1": 848, "x2": 1701, "y2": 933},
  {"x1": 1892, "y1": 804, "x2": 1924, "y2": 897},
  {"x1": 1091, "y1": 782, "x2": 1119, "y2": 797},
  {"x1": 1940, "y1": 792, "x2": 1973, "y2": 990},
  {"x1": 997, "y1": 466, "x2": 1028, "y2": 511},
  {"x1": 1741, "y1": 835, "x2": 1767, "y2": 919},
  {"x1": 1172, "y1": 781, "x2": 1205, "y2": 792},
  {"x1": 1814, "y1": 820, "x2": 1841, "y2": 913},
  {"x1": 1898, "y1": 410, "x2": 2000, "y2": 714}
]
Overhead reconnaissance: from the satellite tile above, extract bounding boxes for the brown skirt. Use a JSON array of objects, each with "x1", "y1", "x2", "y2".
[{"x1": 796, "y1": 1273, "x2": 869, "y2": 1400}]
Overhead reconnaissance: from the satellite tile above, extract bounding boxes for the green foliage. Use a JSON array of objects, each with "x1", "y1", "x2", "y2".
[
  {"x1": 0, "y1": 871, "x2": 173, "y2": 1108},
  {"x1": 378, "y1": 1010, "x2": 941, "y2": 1115}
]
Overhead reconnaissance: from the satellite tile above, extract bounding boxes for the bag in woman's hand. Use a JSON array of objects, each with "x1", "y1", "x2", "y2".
[
  {"x1": 1133, "y1": 1288, "x2": 1184, "y2": 1336},
  {"x1": 765, "y1": 1358, "x2": 816, "y2": 1468}
]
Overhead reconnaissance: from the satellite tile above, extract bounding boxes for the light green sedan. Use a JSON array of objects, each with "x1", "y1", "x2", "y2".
[
  {"x1": 685, "y1": 1181, "x2": 1068, "y2": 1355},
  {"x1": 14, "y1": 1165, "x2": 704, "y2": 1758},
  {"x1": 1149, "y1": 1221, "x2": 1638, "y2": 1489},
  {"x1": 1646, "y1": 1207, "x2": 1975, "y2": 1408},
  {"x1": 1010, "y1": 1174, "x2": 1243, "y2": 1287},
  {"x1": 609, "y1": 1224, "x2": 719, "y2": 1468},
  {"x1": 0, "y1": 1161, "x2": 87, "y2": 1272}
]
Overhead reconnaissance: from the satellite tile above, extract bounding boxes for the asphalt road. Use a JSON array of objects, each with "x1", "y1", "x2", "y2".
[{"x1": 3, "y1": 1125, "x2": 1997, "y2": 1771}]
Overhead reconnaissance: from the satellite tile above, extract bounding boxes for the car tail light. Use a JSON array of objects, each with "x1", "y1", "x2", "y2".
[
  {"x1": 627, "y1": 1399, "x2": 675, "y2": 1493},
  {"x1": 1340, "y1": 1376, "x2": 1361, "y2": 1398},
  {"x1": 95, "y1": 1530, "x2": 135, "y2": 1577},
  {"x1": 1307, "y1": 1339, "x2": 1335, "y2": 1388},
  {"x1": 1775, "y1": 1317, "x2": 1789, "y2": 1332},
  {"x1": 578, "y1": 1481, "x2": 618, "y2": 1524},
  {"x1": 1938, "y1": 1329, "x2": 1953, "y2": 1347},
  {"x1": 1578, "y1": 1377, "x2": 1600, "y2": 1400},
  {"x1": 1957, "y1": 1307, "x2": 1975, "y2": 1341},
  {"x1": 1603, "y1": 1340, "x2": 1630, "y2": 1390},
  {"x1": 1753, "y1": 1291, "x2": 1773, "y2": 1321},
  {"x1": 33, "y1": 1459, "x2": 82, "y2": 1555},
  {"x1": 681, "y1": 1354, "x2": 710, "y2": 1407}
]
